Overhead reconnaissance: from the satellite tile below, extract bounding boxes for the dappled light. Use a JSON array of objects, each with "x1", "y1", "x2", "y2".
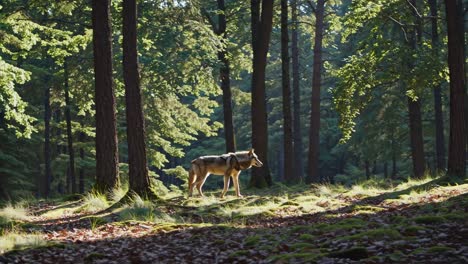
[
  {"x1": 1, "y1": 0, "x2": 466, "y2": 262},
  {"x1": 1, "y1": 178, "x2": 467, "y2": 262}
]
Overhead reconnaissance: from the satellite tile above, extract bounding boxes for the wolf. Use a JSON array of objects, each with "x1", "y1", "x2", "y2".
[{"x1": 188, "y1": 149, "x2": 263, "y2": 198}]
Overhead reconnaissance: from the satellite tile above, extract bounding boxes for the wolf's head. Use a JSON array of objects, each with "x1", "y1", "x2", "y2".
[{"x1": 248, "y1": 148, "x2": 263, "y2": 167}]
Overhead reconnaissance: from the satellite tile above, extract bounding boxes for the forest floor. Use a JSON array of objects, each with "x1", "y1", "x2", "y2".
[{"x1": 1, "y1": 177, "x2": 468, "y2": 264}]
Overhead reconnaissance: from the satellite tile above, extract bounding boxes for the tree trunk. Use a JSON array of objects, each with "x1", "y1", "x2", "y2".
[
  {"x1": 445, "y1": 0, "x2": 466, "y2": 178},
  {"x1": 307, "y1": 0, "x2": 325, "y2": 183},
  {"x1": 392, "y1": 152, "x2": 397, "y2": 179},
  {"x1": 79, "y1": 124, "x2": 85, "y2": 194},
  {"x1": 43, "y1": 86, "x2": 52, "y2": 197},
  {"x1": 365, "y1": 160, "x2": 370, "y2": 180},
  {"x1": 123, "y1": 0, "x2": 152, "y2": 196},
  {"x1": 407, "y1": 0, "x2": 426, "y2": 179},
  {"x1": 64, "y1": 60, "x2": 77, "y2": 193},
  {"x1": 372, "y1": 160, "x2": 377, "y2": 174},
  {"x1": 408, "y1": 97, "x2": 426, "y2": 178},
  {"x1": 291, "y1": 0, "x2": 303, "y2": 181},
  {"x1": 92, "y1": 0, "x2": 120, "y2": 193},
  {"x1": 54, "y1": 109, "x2": 63, "y2": 154},
  {"x1": 217, "y1": 0, "x2": 236, "y2": 153},
  {"x1": 429, "y1": 0, "x2": 446, "y2": 172},
  {"x1": 281, "y1": 0, "x2": 295, "y2": 183},
  {"x1": 250, "y1": 0, "x2": 274, "y2": 188},
  {"x1": 384, "y1": 162, "x2": 388, "y2": 178}
]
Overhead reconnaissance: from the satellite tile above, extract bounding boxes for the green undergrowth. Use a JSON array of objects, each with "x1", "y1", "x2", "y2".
[{"x1": 0, "y1": 230, "x2": 49, "y2": 255}]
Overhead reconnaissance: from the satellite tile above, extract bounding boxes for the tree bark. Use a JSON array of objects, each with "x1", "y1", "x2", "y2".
[
  {"x1": 365, "y1": 160, "x2": 370, "y2": 180},
  {"x1": 307, "y1": 0, "x2": 325, "y2": 183},
  {"x1": 79, "y1": 123, "x2": 85, "y2": 194},
  {"x1": 123, "y1": 0, "x2": 152, "y2": 195},
  {"x1": 407, "y1": 0, "x2": 426, "y2": 179},
  {"x1": 445, "y1": 0, "x2": 466, "y2": 178},
  {"x1": 217, "y1": 0, "x2": 236, "y2": 153},
  {"x1": 43, "y1": 86, "x2": 52, "y2": 197},
  {"x1": 64, "y1": 60, "x2": 77, "y2": 193},
  {"x1": 429, "y1": 0, "x2": 446, "y2": 172},
  {"x1": 281, "y1": 0, "x2": 295, "y2": 183},
  {"x1": 392, "y1": 152, "x2": 397, "y2": 179},
  {"x1": 92, "y1": 0, "x2": 120, "y2": 193},
  {"x1": 291, "y1": 0, "x2": 303, "y2": 181},
  {"x1": 384, "y1": 162, "x2": 388, "y2": 178},
  {"x1": 250, "y1": 0, "x2": 274, "y2": 188}
]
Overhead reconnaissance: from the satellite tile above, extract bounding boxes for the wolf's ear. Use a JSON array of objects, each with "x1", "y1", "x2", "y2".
[{"x1": 248, "y1": 148, "x2": 255, "y2": 155}]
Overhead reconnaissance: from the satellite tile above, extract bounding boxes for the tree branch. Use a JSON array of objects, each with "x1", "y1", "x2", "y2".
[
  {"x1": 388, "y1": 16, "x2": 409, "y2": 42},
  {"x1": 201, "y1": 8, "x2": 218, "y2": 34}
]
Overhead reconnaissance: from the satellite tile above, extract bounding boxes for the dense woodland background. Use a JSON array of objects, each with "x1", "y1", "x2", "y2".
[{"x1": 0, "y1": 0, "x2": 467, "y2": 200}]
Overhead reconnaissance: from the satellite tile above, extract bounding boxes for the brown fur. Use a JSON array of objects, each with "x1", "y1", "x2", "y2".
[{"x1": 188, "y1": 149, "x2": 263, "y2": 198}]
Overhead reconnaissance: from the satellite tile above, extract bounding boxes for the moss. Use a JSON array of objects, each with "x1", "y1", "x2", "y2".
[
  {"x1": 268, "y1": 252, "x2": 322, "y2": 262},
  {"x1": 290, "y1": 225, "x2": 313, "y2": 233},
  {"x1": 328, "y1": 247, "x2": 369, "y2": 260},
  {"x1": 341, "y1": 228, "x2": 401, "y2": 241},
  {"x1": 291, "y1": 242, "x2": 315, "y2": 250},
  {"x1": 441, "y1": 212, "x2": 468, "y2": 222},
  {"x1": 400, "y1": 225, "x2": 426, "y2": 236},
  {"x1": 313, "y1": 218, "x2": 366, "y2": 234},
  {"x1": 386, "y1": 251, "x2": 406, "y2": 262},
  {"x1": 244, "y1": 235, "x2": 261, "y2": 247},
  {"x1": 229, "y1": 250, "x2": 249, "y2": 258},
  {"x1": 298, "y1": 233, "x2": 315, "y2": 242},
  {"x1": 352, "y1": 205, "x2": 385, "y2": 214},
  {"x1": 413, "y1": 215, "x2": 445, "y2": 224},
  {"x1": 281, "y1": 201, "x2": 300, "y2": 207},
  {"x1": 84, "y1": 252, "x2": 106, "y2": 261},
  {"x1": 426, "y1": 246, "x2": 455, "y2": 253},
  {"x1": 390, "y1": 215, "x2": 408, "y2": 224}
]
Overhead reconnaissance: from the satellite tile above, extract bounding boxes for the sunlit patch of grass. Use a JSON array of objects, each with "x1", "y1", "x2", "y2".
[
  {"x1": 184, "y1": 195, "x2": 225, "y2": 207},
  {"x1": 342, "y1": 184, "x2": 382, "y2": 199},
  {"x1": 314, "y1": 184, "x2": 339, "y2": 198},
  {"x1": 225, "y1": 200, "x2": 282, "y2": 218},
  {"x1": 394, "y1": 175, "x2": 435, "y2": 191},
  {"x1": 0, "y1": 203, "x2": 29, "y2": 223},
  {"x1": 110, "y1": 186, "x2": 128, "y2": 204},
  {"x1": 352, "y1": 205, "x2": 385, "y2": 214},
  {"x1": 77, "y1": 191, "x2": 109, "y2": 213},
  {"x1": 41, "y1": 208, "x2": 73, "y2": 219},
  {"x1": 0, "y1": 231, "x2": 46, "y2": 254},
  {"x1": 118, "y1": 194, "x2": 175, "y2": 223}
]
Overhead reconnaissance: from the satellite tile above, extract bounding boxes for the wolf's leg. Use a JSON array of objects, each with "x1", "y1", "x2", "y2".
[
  {"x1": 195, "y1": 172, "x2": 209, "y2": 197},
  {"x1": 220, "y1": 173, "x2": 231, "y2": 198},
  {"x1": 232, "y1": 172, "x2": 243, "y2": 197},
  {"x1": 187, "y1": 167, "x2": 197, "y2": 198}
]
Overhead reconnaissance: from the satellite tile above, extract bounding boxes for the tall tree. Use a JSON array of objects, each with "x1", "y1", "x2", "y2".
[
  {"x1": 64, "y1": 60, "x2": 77, "y2": 193},
  {"x1": 291, "y1": 0, "x2": 303, "y2": 181},
  {"x1": 218, "y1": 0, "x2": 236, "y2": 153},
  {"x1": 407, "y1": 0, "x2": 426, "y2": 178},
  {"x1": 250, "y1": 0, "x2": 274, "y2": 188},
  {"x1": 445, "y1": 0, "x2": 466, "y2": 178},
  {"x1": 92, "y1": 0, "x2": 120, "y2": 193},
  {"x1": 429, "y1": 0, "x2": 446, "y2": 172},
  {"x1": 123, "y1": 0, "x2": 152, "y2": 196},
  {"x1": 79, "y1": 127, "x2": 85, "y2": 194},
  {"x1": 281, "y1": 0, "x2": 294, "y2": 182},
  {"x1": 43, "y1": 85, "x2": 52, "y2": 197},
  {"x1": 307, "y1": 0, "x2": 325, "y2": 183}
]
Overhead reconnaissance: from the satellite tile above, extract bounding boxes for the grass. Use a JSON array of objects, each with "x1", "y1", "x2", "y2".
[
  {"x1": 77, "y1": 191, "x2": 110, "y2": 213},
  {"x1": 0, "y1": 231, "x2": 47, "y2": 254},
  {"x1": 0, "y1": 175, "x2": 467, "y2": 263},
  {"x1": 0, "y1": 204, "x2": 29, "y2": 222},
  {"x1": 117, "y1": 194, "x2": 176, "y2": 223}
]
